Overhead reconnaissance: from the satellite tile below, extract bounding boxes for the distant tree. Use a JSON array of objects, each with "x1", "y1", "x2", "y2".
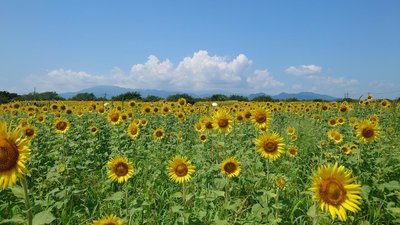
[
  {"x1": 252, "y1": 95, "x2": 274, "y2": 102},
  {"x1": 210, "y1": 94, "x2": 228, "y2": 101},
  {"x1": 229, "y1": 94, "x2": 248, "y2": 101},
  {"x1": 112, "y1": 92, "x2": 142, "y2": 101},
  {"x1": 0, "y1": 91, "x2": 20, "y2": 104},
  {"x1": 15, "y1": 91, "x2": 64, "y2": 101},
  {"x1": 285, "y1": 98, "x2": 299, "y2": 102},
  {"x1": 166, "y1": 93, "x2": 195, "y2": 104},
  {"x1": 71, "y1": 93, "x2": 97, "y2": 101},
  {"x1": 143, "y1": 95, "x2": 163, "y2": 102}
]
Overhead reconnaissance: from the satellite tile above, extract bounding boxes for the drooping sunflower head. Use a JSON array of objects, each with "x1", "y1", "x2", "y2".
[
  {"x1": 167, "y1": 155, "x2": 195, "y2": 183},
  {"x1": 212, "y1": 110, "x2": 233, "y2": 133},
  {"x1": 328, "y1": 130, "x2": 343, "y2": 143},
  {"x1": 255, "y1": 132, "x2": 285, "y2": 161},
  {"x1": 220, "y1": 156, "x2": 241, "y2": 178},
  {"x1": 251, "y1": 109, "x2": 271, "y2": 129},
  {"x1": 153, "y1": 127, "x2": 165, "y2": 140},
  {"x1": 53, "y1": 118, "x2": 70, "y2": 133},
  {"x1": 107, "y1": 156, "x2": 134, "y2": 183},
  {"x1": 356, "y1": 120, "x2": 380, "y2": 143},
  {"x1": 309, "y1": 163, "x2": 362, "y2": 221},
  {"x1": 127, "y1": 123, "x2": 140, "y2": 139},
  {"x1": 0, "y1": 120, "x2": 31, "y2": 189},
  {"x1": 91, "y1": 214, "x2": 124, "y2": 225}
]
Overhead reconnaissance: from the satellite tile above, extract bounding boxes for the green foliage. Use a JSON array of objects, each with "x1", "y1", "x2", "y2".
[
  {"x1": 252, "y1": 95, "x2": 274, "y2": 102},
  {"x1": 70, "y1": 92, "x2": 97, "y2": 101},
  {"x1": 143, "y1": 95, "x2": 163, "y2": 102},
  {"x1": 0, "y1": 91, "x2": 19, "y2": 104},
  {"x1": 229, "y1": 95, "x2": 249, "y2": 101},
  {"x1": 111, "y1": 91, "x2": 142, "y2": 101},
  {"x1": 166, "y1": 93, "x2": 195, "y2": 103}
]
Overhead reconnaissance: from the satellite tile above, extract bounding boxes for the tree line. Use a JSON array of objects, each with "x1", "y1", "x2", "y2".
[{"x1": 0, "y1": 90, "x2": 371, "y2": 105}]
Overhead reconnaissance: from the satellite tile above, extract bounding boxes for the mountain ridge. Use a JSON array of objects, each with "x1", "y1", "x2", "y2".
[{"x1": 59, "y1": 85, "x2": 340, "y2": 101}]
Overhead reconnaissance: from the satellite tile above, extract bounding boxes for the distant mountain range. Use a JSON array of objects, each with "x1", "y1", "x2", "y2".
[{"x1": 59, "y1": 85, "x2": 340, "y2": 101}]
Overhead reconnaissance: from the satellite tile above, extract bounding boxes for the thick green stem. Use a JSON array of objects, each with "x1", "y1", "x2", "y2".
[{"x1": 21, "y1": 177, "x2": 32, "y2": 225}]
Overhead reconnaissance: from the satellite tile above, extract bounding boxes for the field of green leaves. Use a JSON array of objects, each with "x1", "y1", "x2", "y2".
[{"x1": 0, "y1": 98, "x2": 399, "y2": 225}]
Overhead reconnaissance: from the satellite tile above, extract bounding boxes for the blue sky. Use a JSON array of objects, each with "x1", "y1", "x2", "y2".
[{"x1": 1, "y1": 1, "x2": 399, "y2": 98}]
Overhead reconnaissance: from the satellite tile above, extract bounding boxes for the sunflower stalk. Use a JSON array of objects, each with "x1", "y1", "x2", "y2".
[{"x1": 21, "y1": 177, "x2": 33, "y2": 225}]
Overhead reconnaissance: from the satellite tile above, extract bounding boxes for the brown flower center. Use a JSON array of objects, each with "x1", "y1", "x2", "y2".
[
  {"x1": 254, "y1": 111, "x2": 267, "y2": 124},
  {"x1": 109, "y1": 113, "x2": 119, "y2": 122},
  {"x1": 223, "y1": 162, "x2": 237, "y2": 174},
  {"x1": 200, "y1": 135, "x2": 206, "y2": 141},
  {"x1": 25, "y1": 128, "x2": 35, "y2": 137},
  {"x1": 175, "y1": 163, "x2": 188, "y2": 177},
  {"x1": 56, "y1": 121, "x2": 68, "y2": 131},
  {"x1": 114, "y1": 162, "x2": 129, "y2": 177},
  {"x1": 218, "y1": 118, "x2": 229, "y2": 128},
  {"x1": 130, "y1": 127, "x2": 138, "y2": 135},
  {"x1": 319, "y1": 178, "x2": 346, "y2": 206},
  {"x1": 362, "y1": 127, "x2": 374, "y2": 138},
  {"x1": 91, "y1": 127, "x2": 97, "y2": 132},
  {"x1": 0, "y1": 139, "x2": 19, "y2": 171},
  {"x1": 205, "y1": 121, "x2": 213, "y2": 129},
  {"x1": 263, "y1": 140, "x2": 278, "y2": 152},
  {"x1": 155, "y1": 130, "x2": 163, "y2": 137}
]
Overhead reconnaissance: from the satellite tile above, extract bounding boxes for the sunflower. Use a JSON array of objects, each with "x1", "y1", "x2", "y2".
[
  {"x1": 220, "y1": 156, "x2": 241, "y2": 178},
  {"x1": 340, "y1": 145, "x2": 352, "y2": 155},
  {"x1": 127, "y1": 123, "x2": 140, "y2": 139},
  {"x1": 380, "y1": 99, "x2": 390, "y2": 108},
  {"x1": 328, "y1": 130, "x2": 343, "y2": 143},
  {"x1": 199, "y1": 133, "x2": 207, "y2": 142},
  {"x1": 235, "y1": 112, "x2": 245, "y2": 123},
  {"x1": 91, "y1": 214, "x2": 123, "y2": 225},
  {"x1": 53, "y1": 118, "x2": 70, "y2": 133},
  {"x1": 89, "y1": 126, "x2": 98, "y2": 135},
  {"x1": 140, "y1": 118, "x2": 148, "y2": 126},
  {"x1": 309, "y1": 163, "x2": 362, "y2": 221},
  {"x1": 255, "y1": 132, "x2": 285, "y2": 161},
  {"x1": 275, "y1": 175, "x2": 287, "y2": 189},
  {"x1": 356, "y1": 120, "x2": 380, "y2": 143},
  {"x1": 328, "y1": 118, "x2": 337, "y2": 127},
  {"x1": 22, "y1": 125, "x2": 37, "y2": 139},
  {"x1": 153, "y1": 127, "x2": 165, "y2": 140},
  {"x1": 251, "y1": 109, "x2": 271, "y2": 129},
  {"x1": 286, "y1": 127, "x2": 295, "y2": 135},
  {"x1": 194, "y1": 123, "x2": 204, "y2": 133},
  {"x1": 167, "y1": 155, "x2": 195, "y2": 183},
  {"x1": 177, "y1": 98, "x2": 187, "y2": 106},
  {"x1": 203, "y1": 118, "x2": 214, "y2": 132},
  {"x1": 0, "y1": 120, "x2": 31, "y2": 189},
  {"x1": 36, "y1": 114, "x2": 46, "y2": 123},
  {"x1": 212, "y1": 110, "x2": 233, "y2": 133},
  {"x1": 287, "y1": 145, "x2": 298, "y2": 157},
  {"x1": 107, "y1": 156, "x2": 134, "y2": 183},
  {"x1": 108, "y1": 110, "x2": 121, "y2": 125}
]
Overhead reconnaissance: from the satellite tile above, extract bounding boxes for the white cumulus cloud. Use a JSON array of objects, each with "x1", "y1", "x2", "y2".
[
  {"x1": 246, "y1": 69, "x2": 284, "y2": 91},
  {"x1": 285, "y1": 64, "x2": 322, "y2": 75},
  {"x1": 23, "y1": 50, "x2": 286, "y2": 94}
]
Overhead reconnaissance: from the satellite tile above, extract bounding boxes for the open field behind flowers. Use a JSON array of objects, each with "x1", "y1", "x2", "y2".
[{"x1": 0, "y1": 97, "x2": 400, "y2": 225}]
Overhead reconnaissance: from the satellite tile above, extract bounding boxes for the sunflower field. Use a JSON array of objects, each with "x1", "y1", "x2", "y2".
[{"x1": 0, "y1": 97, "x2": 399, "y2": 225}]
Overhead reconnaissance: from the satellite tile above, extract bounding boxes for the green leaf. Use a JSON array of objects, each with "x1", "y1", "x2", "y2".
[
  {"x1": 10, "y1": 185, "x2": 25, "y2": 199},
  {"x1": 213, "y1": 190, "x2": 225, "y2": 197},
  {"x1": 104, "y1": 191, "x2": 124, "y2": 201},
  {"x1": 171, "y1": 205, "x2": 183, "y2": 213},
  {"x1": 32, "y1": 210, "x2": 55, "y2": 225},
  {"x1": 307, "y1": 204, "x2": 316, "y2": 218},
  {"x1": 0, "y1": 214, "x2": 25, "y2": 224}
]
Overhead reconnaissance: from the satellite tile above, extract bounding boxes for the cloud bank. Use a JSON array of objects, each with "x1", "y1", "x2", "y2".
[{"x1": 25, "y1": 50, "x2": 283, "y2": 93}]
